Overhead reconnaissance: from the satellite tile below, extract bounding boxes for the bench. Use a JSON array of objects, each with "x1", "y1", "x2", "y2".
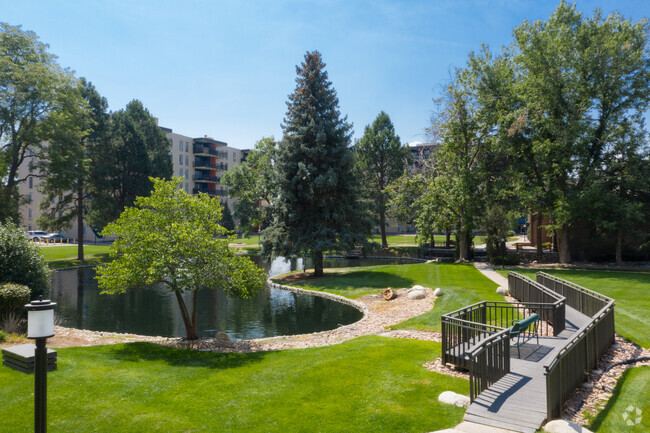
[
  {"x1": 514, "y1": 241, "x2": 533, "y2": 252},
  {"x1": 509, "y1": 313, "x2": 540, "y2": 358}
]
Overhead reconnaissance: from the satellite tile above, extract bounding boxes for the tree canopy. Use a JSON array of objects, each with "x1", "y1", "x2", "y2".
[
  {"x1": 263, "y1": 51, "x2": 371, "y2": 275},
  {"x1": 96, "y1": 178, "x2": 266, "y2": 340}
]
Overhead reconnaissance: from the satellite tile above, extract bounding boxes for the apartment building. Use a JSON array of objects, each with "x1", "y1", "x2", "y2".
[{"x1": 18, "y1": 127, "x2": 246, "y2": 241}]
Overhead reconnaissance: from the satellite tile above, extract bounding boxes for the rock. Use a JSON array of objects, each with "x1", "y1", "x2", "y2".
[
  {"x1": 496, "y1": 286, "x2": 508, "y2": 296},
  {"x1": 543, "y1": 419, "x2": 593, "y2": 433},
  {"x1": 410, "y1": 285, "x2": 426, "y2": 292},
  {"x1": 591, "y1": 369, "x2": 602, "y2": 375},
  {"x1": 216, "y1": 332, "x2": 231, "y2": 342},
  {"x1": 408, "y1": 289, "x2": 426, "y2": 300},
  {"x1": 438, "y1": 391, "x2": 471, "y2": 408},
  {"x1": 426, "y1": 259, "x2": 439, "y2": 263},
  {"x1": 433, "y1": 288, "x2": 442, "y2": 297},
  {"x1": 581, "y1": 382, "x2": 594, "y2": 389}
]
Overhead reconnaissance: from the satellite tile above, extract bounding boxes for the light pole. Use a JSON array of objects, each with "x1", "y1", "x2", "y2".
[{"x1": 25, "y1": 297, "x2": 56, "y2": 433}]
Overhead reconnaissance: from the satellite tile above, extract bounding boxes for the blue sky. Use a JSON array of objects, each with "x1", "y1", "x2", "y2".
[{"x1": 3, "y1": 1, "x2": 648, "y2": 149}]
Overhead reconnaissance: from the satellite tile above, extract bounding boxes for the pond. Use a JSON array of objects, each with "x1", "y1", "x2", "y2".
[{"x1": 50, "y1": 256, "x2": 412, "y2": 340}]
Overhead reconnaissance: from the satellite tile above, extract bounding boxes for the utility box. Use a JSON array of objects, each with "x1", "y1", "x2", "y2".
[{"x1": 1, "y1": 344, "x2": 57, "y2": 373}]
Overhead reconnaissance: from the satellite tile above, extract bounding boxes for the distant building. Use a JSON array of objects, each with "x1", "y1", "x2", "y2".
[
  {"x1": 18, "y1": 126, "x2": 246, "y2": 241},
  {"x1": 408, "y1": 142, "x2": 438, "y2": 169}
]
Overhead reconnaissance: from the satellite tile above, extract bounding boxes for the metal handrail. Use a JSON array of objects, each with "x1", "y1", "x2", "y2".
[{"x1": 537, "y1": 272, "x2": 613, "y2": 303}]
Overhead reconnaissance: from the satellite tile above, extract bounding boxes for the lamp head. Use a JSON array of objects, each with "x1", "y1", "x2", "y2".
[{"x1": 25, "y1": 297, "x2": 56, "y2": 339}]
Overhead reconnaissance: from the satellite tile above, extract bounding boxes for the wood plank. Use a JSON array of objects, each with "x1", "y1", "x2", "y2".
[{"x1": 464, "y1": 413, "x2": 537, "y2": 433}]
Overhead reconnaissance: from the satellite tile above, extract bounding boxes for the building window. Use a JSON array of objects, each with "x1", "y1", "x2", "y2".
[
  {"x1": 185, "y1": 183, "x2": 189, "y2": 193},
  {"x1": 28, "y1": 208, "x2": 32, "y2": 220},
  {"x1": 185, "y1": 169, "x2": 188, "y2": 178},
  {"x1": 169, "y1": 138, "x2": 173, "y2": 147},
  {"x1": 185, "y1": 142, "x2": 189, "y2": 152},
  {"x1": 29, "y1": 193, "x2": 33, "y2": 204},
  {"x1": 179, "y1": 154, "x2": 183, "y2": 164},
  {"x1": 233, "y1": 153, "x2": 236, "y2": 161},
  {"x1": 185, "y1": 155, "x2": 189, "y2": 165},
  {"x1": 179, "y1": 141, "x2": 183, "y2": 151},
  {"x1": 29, "y1": 177, "x2": 33, "y2": 189},
  {"x1": 179, "y1": 168, "x2": 183, "y2": 177}
]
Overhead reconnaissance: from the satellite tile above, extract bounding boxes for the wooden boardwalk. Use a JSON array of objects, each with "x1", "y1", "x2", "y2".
[{"x1": 463, "y1": 306, "x2": 591, "y2": 433}]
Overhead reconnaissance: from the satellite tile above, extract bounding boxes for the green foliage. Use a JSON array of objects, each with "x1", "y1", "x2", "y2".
[
  {"x1": 489, "y1": 255, "x2": 519, "y2": 266},
  {"x1": 219, "y1": 201, "x2": 236, "y2": 232},
  {"x1": 0, "y1": 221, "x2": 49, "y2": 297},
  {"x1": 0, "y1": 23, "x2": 79, "y2": 222},
  {"x1": 88, "y1": 100, "x2": 173, "y2": 230},
  {"x1": 355, "y1": 111, "x2": 410, "y2": 247},
  {"x1": 0, "y1": 330, "x2": 7, "y2": 342},
  {"x1": 0, "y1": 283, "x2": 30, "y2": 317},
  {"x1": 0, "y1": 337, "x2": 468, "y2": 432},
  {"x1": 96, "y1": 178, "x2": 266, "y2": 339},
  {"x1": 222, "y1": 137, "x2": 276, "y2": 235},
  {"x1": 263, "y1": 51, "x2": 372, "y2": 275},
  {"x1": 482, "y1": 205, "x2": 510, "y2": 258}
]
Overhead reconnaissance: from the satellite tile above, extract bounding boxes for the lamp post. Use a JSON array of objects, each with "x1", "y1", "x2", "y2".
[{"x1": 25, "y1": 297, "x2": 56, "y2": 433}]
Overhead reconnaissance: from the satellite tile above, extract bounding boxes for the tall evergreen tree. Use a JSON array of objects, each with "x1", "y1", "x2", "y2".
[
  {"x1": 220, "y1": 201, "x2": 236, "y2": 232},
  {"x1": 87, "y1": 100, "x2": 173, "y2": 230},
  {"x1": 355, "y1": 111, "x2": 410, "y2": 248},
  {"x1": 36, "y1": 78, "x2": 108, "y2": 260},
  {"x1": 263, "y1": 51, "x2": 371, "y2": 276}
]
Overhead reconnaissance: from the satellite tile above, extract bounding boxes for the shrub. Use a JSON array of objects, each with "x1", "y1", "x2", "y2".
[
  {"x1": 0, "y1": 221, "x2": 50, "y2": 298},
  {"x1": 0, "y1": 283, "x2": 31, "y2": 315},
  {"x1": 507, "y1": 230, "x2": 516, "y2": 237},
  {"x1": 0, "y1": 330, "x2": 7, "y2": 343},
  {"x1": 490, "y1": 255, "x2": 520, "y2": 266}
]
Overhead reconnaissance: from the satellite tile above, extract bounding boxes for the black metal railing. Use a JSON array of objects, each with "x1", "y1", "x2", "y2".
[
  {"x1": 509, "y1": 272, "x2": 566, "y2": 335},
  {"x1": 466, "y1": 329, "x2": 511, "y2": 401},
  {"x1": 541, "y1": 273, "x2": 615, "y2": 420}
]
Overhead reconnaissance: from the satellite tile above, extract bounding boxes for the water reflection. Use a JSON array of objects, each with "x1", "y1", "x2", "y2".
[{"x1": 50, "y1": 256, "x2": 407, "y2": 339}]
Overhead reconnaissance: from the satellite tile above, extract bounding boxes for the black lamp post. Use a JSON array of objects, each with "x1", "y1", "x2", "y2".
[{"x1": 25, "y1": 297, "x2": 56, "y2": 433}]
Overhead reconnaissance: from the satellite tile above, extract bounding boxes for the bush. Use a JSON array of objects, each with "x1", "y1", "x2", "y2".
[
  {"x1": 0, "y1": 221, "x2": 50, "y2": 298},
  {"x1": 507, "y1": 230, "x2": 516, "y2": 237},
  {"x1": 0, "y1": 330, "x2": 7, "y2": 342},
  {"x1": 0, "y1": 283, "x2": 31, "y2": 315},
  {"x1": 490, "y1": 255, "x2": 520, "y2": 266}
]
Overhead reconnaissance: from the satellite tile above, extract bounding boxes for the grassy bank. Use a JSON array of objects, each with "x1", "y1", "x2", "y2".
[
  {"x1": 0, "y1": 337, "x2": 466, "y2": 433},
  {"x1": 497, "y1": 268, "x2": 650, "y2": 348},
  {"x1": 40, "y1": 245, "x2": 113, "y2": 269},
  {"x1": 274, "y1": 262, "x2": 501, "y2": 332}
]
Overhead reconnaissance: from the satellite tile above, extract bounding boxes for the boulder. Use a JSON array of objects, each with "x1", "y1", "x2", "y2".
[
  {"x1": 408, "y1": 289, "x2": 426, "y2": 300},
  {"x1": 410, "y1": 285, "x2": 426, "y2": 292},
  {"x1": 496, "y1": 286, "x2": 508, "y2": 296},
  {"x1": 216, "y1": 332, "x2": 231, "y2": 342},
  {"x1": 433, "y1": 288, "x2": 442, "y2": 297},
  {"x1": 543, "y1": 420, "x2": 593, "y2": 433},
  {"x1": 438, "y1": 391, "x2": 471, "y2": 408}
]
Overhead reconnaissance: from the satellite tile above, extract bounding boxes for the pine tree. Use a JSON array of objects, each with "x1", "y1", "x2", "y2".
[
  {"x1": 220, "y1": 201, "x2": 236, "y2": 232},
  {"x1": 263, "y1": 51, "x2": 371, "y2": 276}
]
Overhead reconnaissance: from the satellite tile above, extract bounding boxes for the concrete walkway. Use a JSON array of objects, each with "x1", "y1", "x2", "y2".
[{"x1": 473, "y1": 262, "x2": 508, "y2": 288}]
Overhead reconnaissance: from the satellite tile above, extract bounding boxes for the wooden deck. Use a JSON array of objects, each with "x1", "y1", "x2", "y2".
[{"x1": 463, "y1": 306, "x2": 591, "y2": 433}]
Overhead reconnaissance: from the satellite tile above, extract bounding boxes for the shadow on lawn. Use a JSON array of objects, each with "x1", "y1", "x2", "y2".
[
  {"x1": 309, "y1": 271, "x2": 416, "y2": 290},
  {"x1": 109, "y1": 342, "x2": 266, "y2": 370}
]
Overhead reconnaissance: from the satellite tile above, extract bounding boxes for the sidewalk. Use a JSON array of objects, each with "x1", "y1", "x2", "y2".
[{"x1": 473, "y1": 262, "x2": 508, "y2": 288}]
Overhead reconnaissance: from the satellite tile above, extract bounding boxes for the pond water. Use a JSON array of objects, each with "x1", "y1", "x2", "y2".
[{"x1": 50, "y1": 256, "x2": 411, "y2": 340}]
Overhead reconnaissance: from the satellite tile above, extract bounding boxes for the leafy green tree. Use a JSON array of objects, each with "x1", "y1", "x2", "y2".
[
  {"x1": 263, "y1": 51, "x2": 371, "y2": 276},
  {"x1": 355, "y1": 112, "x2": 410, "y2": 247},
  {"x1": 222, "y1": 137, "x2": 276, "y2": 235},
  {"x1": 0, "y1": 23, "x2": 78, "y2": 222},
  {"x1": 87, "y1": 100, "x2": 173, "y2": 230},
  {"x1": 0, "y1": 221, "x2": 49, "y2": 298},
  {"x1": 96, "y1": 178, "x2": 266, "y2": 340},
  {"x1": 220, "y1": 201, "x2": 236, "y2": 232},
  {"x1": 36, "y1": 78, "x2": 109, "y2": 260}
]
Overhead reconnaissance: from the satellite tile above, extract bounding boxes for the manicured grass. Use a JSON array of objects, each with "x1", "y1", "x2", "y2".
[
  {"x1": 40, "y1": 245, "x2": 113, "y2": 269},
  {"x1": 496, "y1": 268, "x2": 650, "y2": 348},
  {"x1": 0, "y1": 337, "x2": 467, "y2": 433},
  {"x1": 275, "y1": 263, "x2": 501, "y2": 332},
  {"x1": 588, "y1": 366, "x2": 650, "y2": 432}
]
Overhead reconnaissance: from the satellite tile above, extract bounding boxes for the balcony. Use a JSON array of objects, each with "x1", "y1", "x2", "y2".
[
  {"x1": 193, "y1": 159, "x2": 216, "y2": 169},
  {"x1": 192, "y1": 187, "x2": 227, "y2": 197},
  {"x1": 192, "y1": 175, "x2": 220, "y2": 183},
  {"x1": 193, "y1": 145, "x2": 226, "y2": 158}
]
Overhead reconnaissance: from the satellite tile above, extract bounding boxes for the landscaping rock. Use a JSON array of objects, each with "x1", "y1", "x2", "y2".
[
  {"x1": 581, "y1": 382, "x2": 593, "y2": 389},
  {"x1": 216, "y1": 332, "x2": 231, "y2": 342},
  {"x1": 433, "y1": 288, "x2": 442, "y2": 297},
  {"x1": 410, "y1": 285, "x2": 426, "y2": 292},
  {"x1": 408, "y1": 289, "x2": 426, "y2": 300},
  {"x1": 438, "y1": 391, "x2": 471, "y2": 408},
  {"x1": 496, "y1": 286, "x2": 508, "y2": 296},
  {"x1": 543, "y1": 420, "x2": 593, "y2": 433}
]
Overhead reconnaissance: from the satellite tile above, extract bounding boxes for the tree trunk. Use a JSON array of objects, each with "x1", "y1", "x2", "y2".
[
  {"x1": 77, "y1": 182, "x2": 84, "y2": 261},
  {"x1": 379, "y1": 194, "x2": 388, "y2": 248},
  {"x1": 174, "y1": 291, "x2": 198, "y2": 339},
  {"x1": 458, "y1": 229, "x2": 470, "y2": 261},
  {"x1": 313, "y1": 250, "x2": 324, "y2": 277},
  {"x1": 445, "y1": 229, "x2": 451, "y2": 248},
  {"x1": 615, "y1": 227, "x2": 623, "y2": 265},
  {"x1": 557, "y1": 226, "x2": 571, "y2": 264},
  {"x1": 536, "y1": 213, "x2": 543, "y2": 259}
]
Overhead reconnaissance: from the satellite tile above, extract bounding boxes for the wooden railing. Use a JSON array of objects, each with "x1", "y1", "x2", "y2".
[
  {"x1": 466, "y1": 329, "x2": 511, "y2": 401},
  {"x1": 540, "y1": 273, "x2": 615, "y2": 420},
  {"x1": 508, "y1": 272, "x2": 566, "y2": 335}
]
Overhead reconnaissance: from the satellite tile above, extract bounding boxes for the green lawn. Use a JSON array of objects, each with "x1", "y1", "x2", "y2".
[
  {"x1": 0, "y1": 337, "x2": 467, "y2": 433},
  {"x1": 496, "y1": 268, "x2": 650, "y2": 348},
  {"x1": 40, "y1": 245, "x2": 113, "y2": 269},
  {"x1": 588, "y1": 366, "x2": 650, "y2": 433},
  {"x1": 274, "y1": 263, "x2": 502, "y2": 332}
]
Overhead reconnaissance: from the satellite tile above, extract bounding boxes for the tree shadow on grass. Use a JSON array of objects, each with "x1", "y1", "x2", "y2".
[
  {"x1": 307, "y1": 271, "x2": 416, "y2": 291},
  {"x1": 587, "y1": 367, "x2": 631, "y2": 431},
  {"x1": 108, "y1": 342, "x2": 266, "y2": 370}
]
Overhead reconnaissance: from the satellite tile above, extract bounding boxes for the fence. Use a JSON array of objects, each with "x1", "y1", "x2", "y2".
[
  {"x1": 466, "y1": 329, "x2": 511, "y2": 401},
  {"x1": 541, "y1": 273, "x2": 615, "y2": 420},
  {"x1": 508, "y1": 272, "x2": 566, "y2": 335}
]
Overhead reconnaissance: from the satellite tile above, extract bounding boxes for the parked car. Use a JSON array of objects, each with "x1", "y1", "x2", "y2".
[
  {"x1": 26, "y1": 230, "x2": 49, "y2": 242},
  {"x1": 41, "y1": 233, "x2": 70, "y2": 244}
]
